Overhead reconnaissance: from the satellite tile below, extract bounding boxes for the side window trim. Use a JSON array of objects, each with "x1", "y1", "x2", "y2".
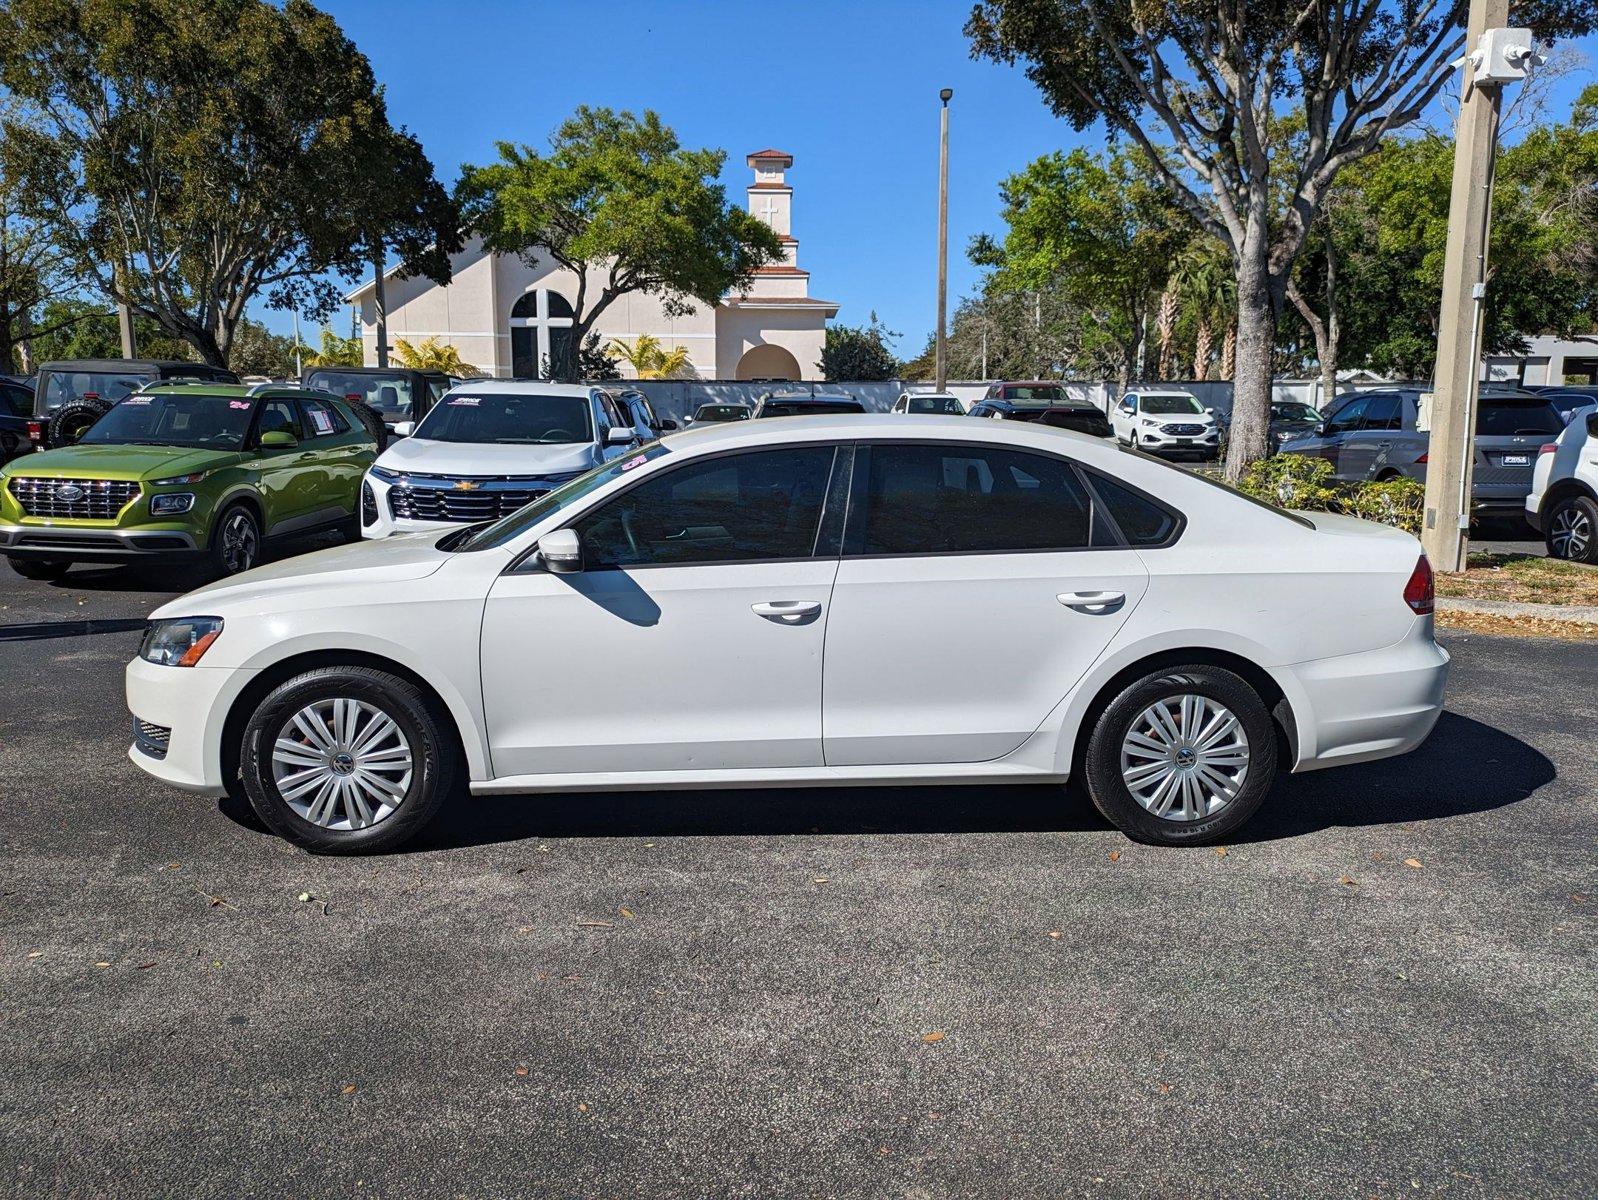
[{"x1": 1076, "y1": 465, "x2": 1186, "y2": 550}]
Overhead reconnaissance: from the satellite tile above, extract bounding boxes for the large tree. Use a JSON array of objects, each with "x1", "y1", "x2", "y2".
[
  {"x1": 968, "y1": 0, "x2": 1598, "y2": 478},
  {"x1": 457, "y1": 107, "x2": 784, "y2": 382},
  {"x1": 0, "y1": 0, "x2": 460, "y2": 368},
  {"x1": 820, "y1": 313, "x2": 901, "y2": 381},
  {"x1": 971, "y1": 147, "x2": 1189, "y2": 388}
]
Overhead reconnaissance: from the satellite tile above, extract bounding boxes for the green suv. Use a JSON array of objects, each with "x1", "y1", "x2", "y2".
[{"x1": 0, "y1": 384, "x2": 376, "y2": 580}]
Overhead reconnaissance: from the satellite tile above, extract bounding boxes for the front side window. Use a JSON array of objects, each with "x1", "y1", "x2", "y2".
[
  {"x1": 414, "y1": 392, "x2": 594, "y2": 445},
  {"x1": 1324, "y1": 396, "x2": 1369, "y2": 435},
  {"x1": 848, "y1": 443, "x2": 1097, "y2": 556},
  {"x1": 574, "y1": 446, "x2": 836, "y2": 568},
  {"x1": 1360, "y1": 393, "x2": 1402, "y2": 431},
  {"x1": 80, "y1": 393, "x2": 257, "y2": 449},
  {"x1": 1, "y1": 382, "x2": 31, "y2": 417},
  {"x1": 257, "y1": 399, "x2": 303, "y2": 441}
]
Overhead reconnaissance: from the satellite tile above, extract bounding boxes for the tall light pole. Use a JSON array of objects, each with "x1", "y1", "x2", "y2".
[{"x1": 935, "y1": 87, "x2": 953, "y2": 392}]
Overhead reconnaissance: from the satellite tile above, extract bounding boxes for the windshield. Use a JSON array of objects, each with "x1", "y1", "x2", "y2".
[
  {"x1": 1001, "y1": 385, "x2": 1066, "y2": 402},
  {"x1": 909, "y1": 395, "x2": 964, "y2": 414},
  {"x1": 456, "y1": 442, "x2": 672, "y2": 551},
  {"x1": 1141, "y1": 394, "x2": 1204, "y2": 415},
  {"x1": 759, "y1": 400, "x2": 864, "y2": 417},
  {"x1": 694, "y1": 405, "x2": 749, "y2": 422},
  {"x1": 305, "y1": 370, "x2": 416, "y2": 421},
  {"x1": 413, "y1": 392, "x2": 594, "y2": 444},
  {"x1": 1476, "y1": 400, "x2": 1562, "y2": 437},
  {"x1": 80, "y1": 393, "x2": 255, "y2": 449},
  {"x1": 40, "y1": 369, "x2": 155, "y2": 412},
  {"x1": 1272, "y1": 402, "x2": 1320, "y2": 422}
]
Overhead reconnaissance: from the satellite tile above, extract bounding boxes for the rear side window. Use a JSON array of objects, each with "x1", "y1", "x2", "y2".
[
  {"x1": 1476, "y1": 400, "x2": 1562, "y2": 436},
  {"x1": 1361, "y1": 393, "x2": 1402, "y2": 431},
  {"x1": 848, "y1": 443, "x2": 1097, "y2": 556},
  {"x1": 1086, "y1": 472, "x2": 1182, "y2": 546},
  {"x1": 574, "y1": 446, "x2": 836, "y2": 568},
  {"x1": 298, "y1": 398, "x2": 349, "y2": 438}
]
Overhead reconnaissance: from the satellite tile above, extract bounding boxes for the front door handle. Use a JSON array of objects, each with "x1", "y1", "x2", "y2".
[
  {"x1": 1057, "y1": 591, "x2": 1125, "y2": 614},
  {"x1": 751, "y1": 600, "x2": 822, "y2": 623}
]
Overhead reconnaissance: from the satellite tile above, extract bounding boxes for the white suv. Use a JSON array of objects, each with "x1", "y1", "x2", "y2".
[
  {"x1": 1526, "y1": 405, "x2": 1598, "y2": 562},
  {"x1": 1111, "y1": 390, "x2": 1220, "y2": 459},
  {"x1": 361, "y1": 381, "x2": 640, "y2": 537}
]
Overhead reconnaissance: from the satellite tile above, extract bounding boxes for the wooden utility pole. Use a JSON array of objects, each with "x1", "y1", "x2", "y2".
[
  {"x1": 934, "y1": 88, "x2": 952, "y2": 392},
  {"x1": 1422, "y1": 0, "x2": 1508, "y2": 571}
]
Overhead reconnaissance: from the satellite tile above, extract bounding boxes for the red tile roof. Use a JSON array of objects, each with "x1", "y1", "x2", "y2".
[{"x1": 747, "y1": 149, "x2": 794, "y2": 167}]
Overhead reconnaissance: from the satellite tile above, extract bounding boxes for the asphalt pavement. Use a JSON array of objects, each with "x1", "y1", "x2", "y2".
[{"x1": 0, "y1": 558, "x2": 1594, "y2": 1199}]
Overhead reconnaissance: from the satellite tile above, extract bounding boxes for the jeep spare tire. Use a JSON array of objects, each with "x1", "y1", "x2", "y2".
[
  {"x1": 348, "y1": 401, "x2": 388, "y2": 451},
  {"x1": 47, "y1": 398, "x2": 114, "y2": 447}
]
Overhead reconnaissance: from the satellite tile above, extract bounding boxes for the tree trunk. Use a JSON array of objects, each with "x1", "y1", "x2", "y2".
[
  {"x1": 1156, "y1": 287, "x2": 1177, "y2": 381},
  {"x1": 1192, "y1": 320, "x2": 1212, "y2": 381},
  {"x1": 1223, "y1": 243, "x2": 1280, "y2": 482},
  {"x1": 1221, "y1": 327, "x2": 1236, "y2": 380},
  {"x1": 16, "y1": 306, "x2": 34, "y2": 375},
  {"x1": 372, "y1": 243, "x2": 388, "y2": 369}
]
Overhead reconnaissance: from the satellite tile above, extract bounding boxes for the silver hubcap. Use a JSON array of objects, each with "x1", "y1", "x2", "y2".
[
  {"x1": 1550, "y1": 507, "x2": 1590, "y2": 559},
  {"x1": 221, "y1": 511, "x2": 259, "y2": 573},
  {"x1": 271, "y1": 698, "x2": 414, "y2": 830},
  {"x1": 1120, "y1": 693, "x2": 1250, "y2": 822}
]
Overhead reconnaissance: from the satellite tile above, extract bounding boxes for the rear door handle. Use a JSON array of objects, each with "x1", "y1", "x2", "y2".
[
  {"x1": 751, "y1": 600, "x2": 822, "y2": 623},
  {"x1": 1058, "y1": 591, "x2": 1125, "y2": 613}
]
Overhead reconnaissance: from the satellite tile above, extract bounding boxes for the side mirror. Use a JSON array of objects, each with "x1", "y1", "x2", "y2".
[
  {"x1": 1314, "y1": 421, "x2": 1330, "y2": 437},
  {"x1": 1585, "y1": 412, "x2": 1598, "y2": 438},
  {"x1": 392, "y1": 420, "x2": 414, "y2": 438},
  {"x1": 259, "y1": 430, "x2": 298, "y2": 449},
  {"x1": 605, "y1": 426, "x2": 635, "y2": 446},
  {"x1": 537, "y1": 528, "x2": 583, "y2": 574},
  {"x1": 1204, "y1": 406, "x2": 1216, "y2": 415},
  {"x1": 657, "y1": 418, "x2": 679, "y2": 432}
]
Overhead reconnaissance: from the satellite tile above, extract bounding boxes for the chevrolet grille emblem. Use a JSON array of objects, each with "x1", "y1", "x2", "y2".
[{"x1": 453, "y1": 480, "x2": 481, "y2": 491}]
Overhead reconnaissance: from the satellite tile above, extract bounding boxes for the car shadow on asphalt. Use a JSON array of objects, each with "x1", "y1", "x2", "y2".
[
  {"x1": 302, "y1": 710, "x2": 1548, "y2": 853},
  {"x1": 0, "y1": 616, "x2": 149, "y2": 642}
]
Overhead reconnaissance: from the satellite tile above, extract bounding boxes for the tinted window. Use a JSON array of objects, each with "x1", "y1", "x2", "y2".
[
  {"x1": 1325, "y1": 396, "x2": 1368, "y2": 434},
  {"x1": 1476, "y1": 400, "x2": 1562, "y2": 436},
  {"x1": 1088, "y1": 472, "x2": 1181, "y2": 546},
  {"x1": 759, "y1": 400, "x2": 865, "y2": 417},
  {"x1": 299, "y1": 398, "x2": 349, "y2": 438},
  {"x1": 851, "y1": 443, "x2": 1095, "y2": 556},
  {"x1": 306, "y1": 370, "x2": 416, "y2": 421},
  {"x1": 1361, "y1": 393, "x2": 1402, "y2": 431},
  {"x1": 574, "y1": 446, "x2": 836, "y2": 568},
  {"x1": 909, "y1": 394, "x2": 965, "y2": 414},
  {"x1": 1, "y1": 382, "x2": 32, "y2": 417},
  {"x1": 415, "y1": 392, "x2": 593, "y2": 444},
  {"x1": 40, "y1": 369, "x2": 154, "y2": 411}
]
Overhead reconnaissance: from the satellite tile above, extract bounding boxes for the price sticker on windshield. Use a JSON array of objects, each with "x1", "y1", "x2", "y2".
[
  {"x1": 448, "y1": 397, "x2": 480, "y2": 407},
  {"x1": 228, "y1": 400, "x2": 251, "y2": 410},
  {"x1": 620, "y1": 454, "x2": 651, "y2": 471},
  {"x1": 124, "y1": 397, "x2": 152, "y2": 406}
]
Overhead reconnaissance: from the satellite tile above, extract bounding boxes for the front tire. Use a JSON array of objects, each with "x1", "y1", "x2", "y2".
[
  {"x1": 240, "y1": 666, "x2": 457, "y2": 854},
  {"x1": 1546, "y1": 494, "x2": 1598, "y2": 564},
  {"x1": 7, "y1": 556, "x2": 71, "y2": 581},
  {"x1": 208, "y1": 503, "x2": 262, "y2": 576},
  {"x1": 1082, "y1": 665, "x2": 1277, "y2": 845}
]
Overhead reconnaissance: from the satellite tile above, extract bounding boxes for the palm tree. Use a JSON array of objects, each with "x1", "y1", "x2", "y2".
[
  {"x1": 300, "y1": 329, "x2": 363, "y2": 368},
  {"x1": 1171, "y1": 243, "x2": 1235, "y2": 381},
  {"x1": 607, "y1": 334, "x2": 691, "y2": 379},
  {"x1": 392, "y1": 335, "x2": 479, "y2": 376}
]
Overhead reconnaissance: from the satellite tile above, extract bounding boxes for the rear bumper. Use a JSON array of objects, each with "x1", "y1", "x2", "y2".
[
  {"x1": 1283, "y1": 620, "x2": 1450, "y2": 772},
  {"x1": 0, "y1": 522, "x2": 200, "y2": 560}
]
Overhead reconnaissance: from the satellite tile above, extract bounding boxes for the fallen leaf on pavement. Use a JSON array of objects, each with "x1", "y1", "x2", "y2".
[
  {"x1": 341, "y1": 1084, "x2": 357, "y2": 1096},
  {"x1": 1338, "y1": 876, "x2": 1358, "y2": 887},
  {"x1": 618, "y1": 908, "x2": 635, "y2": 919},
  {"x1": 1109, "y1": 850, "x2": 1122, "y2": 863},
  {"x1": 514, "y1": 1065, "x2": 529, "y2": 1077},
  {"x1": 1157, "y1": 1082, "x2": 1172, "y2": 1094},
  {"x1": 93, "y1": 961, "x2": 109, "y2": 968},
  {"x1": 813, "y1": 876, "x2": 830, "y2": 884},
  {"x1": 26, "y1": 951, "x2": 42, "y2": 959},
  {"x1": 577, "y1": 1102, "x2": 589, "y2": 1113},
  {"x1": 137, "y1": 961, "x2": 156, "y2": 970},
  {"x1": 1048, "y1": 931, "x2": 1061, "y2": 939},
  {"x1": 1403, "y1": 858, "x2": 1423, "y2": 869},
  {"x1": 921, "y1": 1031, "x2": 946, "y2": 1044},
  {"x1": 1215, "y1": 847, "x2": 1228, "y2": 858}
]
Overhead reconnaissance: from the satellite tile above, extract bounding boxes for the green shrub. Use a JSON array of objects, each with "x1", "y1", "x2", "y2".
[
  {"x1": 1344, "y1": 476, "x2": 1425, "y2": 535},
  {"x1": 1236, "y1": 453, "x2": 1340, "y2": 512}
]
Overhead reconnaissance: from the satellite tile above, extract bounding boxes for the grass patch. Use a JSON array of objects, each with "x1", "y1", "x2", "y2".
[
  {"x1": 1437, "y1": 609, "x2": 1598, "y2": 641},
  {"x1": 1436, "y1": 552, "x2": 1598, "y2": 606}
]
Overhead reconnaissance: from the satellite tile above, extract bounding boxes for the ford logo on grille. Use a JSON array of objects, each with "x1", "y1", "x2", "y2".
[{"x1": 55, "y1": 483, "x2": 85, "y2": 503}]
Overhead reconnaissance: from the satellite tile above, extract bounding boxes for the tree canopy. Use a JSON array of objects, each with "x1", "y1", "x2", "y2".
[
  {"x1": 820, "y1": 313, "x2": 901, "y2": 381},
  {"x1": 0, "y1": 0, "x2": 460, "y2": 368},
  {"x1": 458, "y1": 107, "x2": 783, "y2": 382}
]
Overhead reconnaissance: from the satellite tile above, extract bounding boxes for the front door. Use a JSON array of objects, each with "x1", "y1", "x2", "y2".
[
  {"x1": 251, "y1": 398, "x2": 317, "y2": 532},
  {"x1": 821, "y1": 442, "x2": 1149, "y2": 766},
  {"x1": 480, "y1": 444, "x2": 843, "y2": 777}
]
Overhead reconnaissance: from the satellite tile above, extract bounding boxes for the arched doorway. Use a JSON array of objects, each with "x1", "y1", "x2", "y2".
[
  {"x1": 735, "y1": 343, "x2": 802, "y2": 382},
  {"x1": 510, "y1": 288, "x2": 575, "y2": 378}
]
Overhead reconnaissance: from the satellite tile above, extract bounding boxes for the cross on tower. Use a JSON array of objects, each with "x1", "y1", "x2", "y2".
[{"x1": 761, "y1": 197, "x2": 780, "y2": 227}]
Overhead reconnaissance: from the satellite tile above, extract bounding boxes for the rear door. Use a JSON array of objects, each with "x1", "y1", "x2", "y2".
[
  {"x1": 1338, "y1": 392, "x2": 1401, "y2": 479},
  {"x1": 821, "y1": 440, "x2": 1150, "y2": 766},
  {"x1": 296, "y1": 397, "x2": 366, "y2": 522}
]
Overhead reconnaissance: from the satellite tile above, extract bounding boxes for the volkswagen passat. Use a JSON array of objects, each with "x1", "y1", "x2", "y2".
[{"x1": 126, "y1": 416, "x2": 1448, "y2": 854}]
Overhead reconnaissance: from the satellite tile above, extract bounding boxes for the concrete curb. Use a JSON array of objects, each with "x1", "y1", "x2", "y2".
[{"x1": 1437, "y1": 596, "x2": 1598, "y2": 625}]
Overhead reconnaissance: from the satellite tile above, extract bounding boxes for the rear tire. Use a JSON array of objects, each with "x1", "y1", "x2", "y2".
[
  {"x1": 7, "y1": 557, "x2": 71, "y2": 581},
  {"x1": 1082, "y1": 665, "x2": 1277, "y2": 846},
  {"x1": 47, "y1": 398, "x2": 113, "y2": 447},
  {"x1": 208, "y1": 503, "x2": 262, "y2": 577},
  {"x1": 1546, "y1": 494, "x2": 1598, "y2": 564},
  {"x1": 240, "y1": 666, "x2": 457, "y2": 854}
]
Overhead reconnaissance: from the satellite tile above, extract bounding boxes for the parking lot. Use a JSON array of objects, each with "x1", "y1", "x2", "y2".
[{"x1": 1, "y1": 555, "x2": 1594, "y2": 1199}]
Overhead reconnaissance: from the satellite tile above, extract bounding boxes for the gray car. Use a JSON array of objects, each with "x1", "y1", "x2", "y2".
[{"x1": 1279, "y1": 387, "x2": 1565, "y2": 514}]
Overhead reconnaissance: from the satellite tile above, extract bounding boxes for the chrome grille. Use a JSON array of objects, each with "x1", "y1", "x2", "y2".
[
  {"x1": 387, "y1": 476, "x2": 552, "y2": 524},
  {"x1": 1161, "y1": 423, "x2": 1206, "y2": 436},
  {"x1": 8, "y1": 476, "x2": 141, "y2": 519}
]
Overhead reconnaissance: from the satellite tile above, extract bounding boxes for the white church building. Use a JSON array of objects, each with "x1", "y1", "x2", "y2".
[{"x1": 346, "y1": 149, "x2": 838, "y2": 381}]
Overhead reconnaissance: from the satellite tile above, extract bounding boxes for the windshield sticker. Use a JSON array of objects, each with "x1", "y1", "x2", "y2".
[
  {"x1": 448, "y1": 397, "x2": 480, "y2": 406},
  {"x1": 229, "y1": 400, "x2": 252, "y2": 410},
  {"x1": 123, "y1": 397, "x2": 152, "y2": 406},
  {"x1": 620, "y1": 454, "x2": 650, "y2": 471}
]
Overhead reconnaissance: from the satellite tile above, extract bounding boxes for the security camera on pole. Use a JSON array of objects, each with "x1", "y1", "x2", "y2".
[{"x1": 1421, "y1": 6, "x2": 1544, "y2": 571}]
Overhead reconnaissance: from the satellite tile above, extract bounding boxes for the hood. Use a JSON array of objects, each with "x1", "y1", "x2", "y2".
[
  {"x1": 374, "y1": 437, "x2": 598, "y2": 478},
  {"x1": 4, "y1": 444, "x2": 239, "y2": 481},
  {"x1": 152, "y1": 530, "x2": 452, "y2": 619}
]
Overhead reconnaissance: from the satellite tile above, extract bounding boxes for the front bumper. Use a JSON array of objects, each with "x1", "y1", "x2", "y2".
[
  {"x1": 125, "y1": 655, "x2": 259, "y2": 794},
  {"x1": 1284, "y1": 618, "x2": 1450, "y2": 772},
  {"x1": 0, "y1": 522, "x2": 200, "y2": 560},
  {"x1": 1137, "y1": 427, "x2": 1219, "y2": 455}
]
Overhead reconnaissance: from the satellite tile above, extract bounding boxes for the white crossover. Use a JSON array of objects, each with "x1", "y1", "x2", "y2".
[
  {"x1": 1526, "y1": 404, "x2": 1598, "y2": 562},
  {"x1": 1111, "y1": 390, "x2": 1221, "y2": 458},
  {"x1": 360, "y1": 381, "x2": 640, "y2": 537},
  {"x1": 126, "y1": 415, "x2": 1448, "y2": 854}
]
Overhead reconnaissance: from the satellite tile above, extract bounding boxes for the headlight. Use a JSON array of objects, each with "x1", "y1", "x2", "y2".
[
  {"x1": 369, "y1": 464, "x2": 401, "y2": 482},
  {"x1": 152, "y1": 470, "x2": 212, "y2": 485},
  {"x1": 139, "y1": 617, "x2": 224, "y2": 667},
  {"x1": 149, "y1": 492, "x2": 195, "y2": 515},
  {"x1": 1142, "y1": 417, "x2": 1160, "y2": 426}
]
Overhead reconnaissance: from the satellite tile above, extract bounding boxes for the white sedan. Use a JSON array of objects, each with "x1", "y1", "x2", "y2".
[{"x1": 126, "y1": 416, "x2": 1448, "y2": 854}]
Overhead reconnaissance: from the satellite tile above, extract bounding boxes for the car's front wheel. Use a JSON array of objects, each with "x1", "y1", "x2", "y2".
[
  {"x1": 1081, "y1": 665, "x2": 1277, "y2": 845},
  {"x1": 1546, "y1": 494, "x2": 1598, "y2": 564},
  {"x1": 209, "y1": 503, "x2": 262, "y2": 576},
  {"x1": 240, "y1": 666, "x2": 457, "y2": 854},
  {"x1": 7, "y1": 556, "x2": 71, "y2": 581}
]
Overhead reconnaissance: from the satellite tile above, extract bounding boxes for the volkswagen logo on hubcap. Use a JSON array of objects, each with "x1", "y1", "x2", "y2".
[
  {"x1": 1175, "y1": 746, "x2": 1196, "y2": 767},
  {"x1": 330, "y1": 752, "x2": 356, "y2": 775}
]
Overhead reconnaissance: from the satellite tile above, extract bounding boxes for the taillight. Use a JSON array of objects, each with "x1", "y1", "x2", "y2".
[
  {"x1": 26, "y1": 420, "x2": 42, "y2": 445},
  {"x1": 1415, "y1": 452, "x2": 1429, "y2": 464},
  {"x1": 1404, "y1": 555, "x2": 1435, "y2": 615},
  {"x1": 1539, "y1": 442, "x2": 1557, "y2": 456}
]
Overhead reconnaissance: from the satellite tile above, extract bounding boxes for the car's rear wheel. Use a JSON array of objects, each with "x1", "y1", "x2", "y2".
[
  {"x1": 7, "y1": 557, "x2": 71, "y2": 581},
  {"x1": 1082, "y1": 665, "x2": 1277, "y2": 845},
  {"x1": 209, "y1": 503, "x2": 261, "y2": 576},
  {"x1": 240, "y1": 666, "x2": 457, "y2": 854},
  {"x1": 1546, "y1": 494, "x2": 1598, "y2": 564}
]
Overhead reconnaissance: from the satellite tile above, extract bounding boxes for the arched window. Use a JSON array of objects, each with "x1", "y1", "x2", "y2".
[{"x1": 509, "y1": 288, "x2": 576, "y2": 378}]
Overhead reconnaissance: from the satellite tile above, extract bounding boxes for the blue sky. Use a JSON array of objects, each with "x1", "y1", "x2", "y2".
[{"x1": 266, "y1": 1, "x2": 1596, "y2": 359}]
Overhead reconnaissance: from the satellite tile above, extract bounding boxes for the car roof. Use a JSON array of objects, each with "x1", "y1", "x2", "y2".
[
  {"x1": 37, "y1": 359, "x2": 218, "y2": 371},
  {"x1": 302, "y1": 365, "x2": 448, "y2": 377},
  {"x1": 438, "y1": 379, "x2": 596, "y2": 396},
  {"x1": 666, "y1": 412, "x2": 1106, "y2": 454},
  {"x1": 139, "y1": 382, "x2": 303, "y2": 399},
  {"x1": 1128, "y1": 389, "x2": 1199, "y2": 397}
]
